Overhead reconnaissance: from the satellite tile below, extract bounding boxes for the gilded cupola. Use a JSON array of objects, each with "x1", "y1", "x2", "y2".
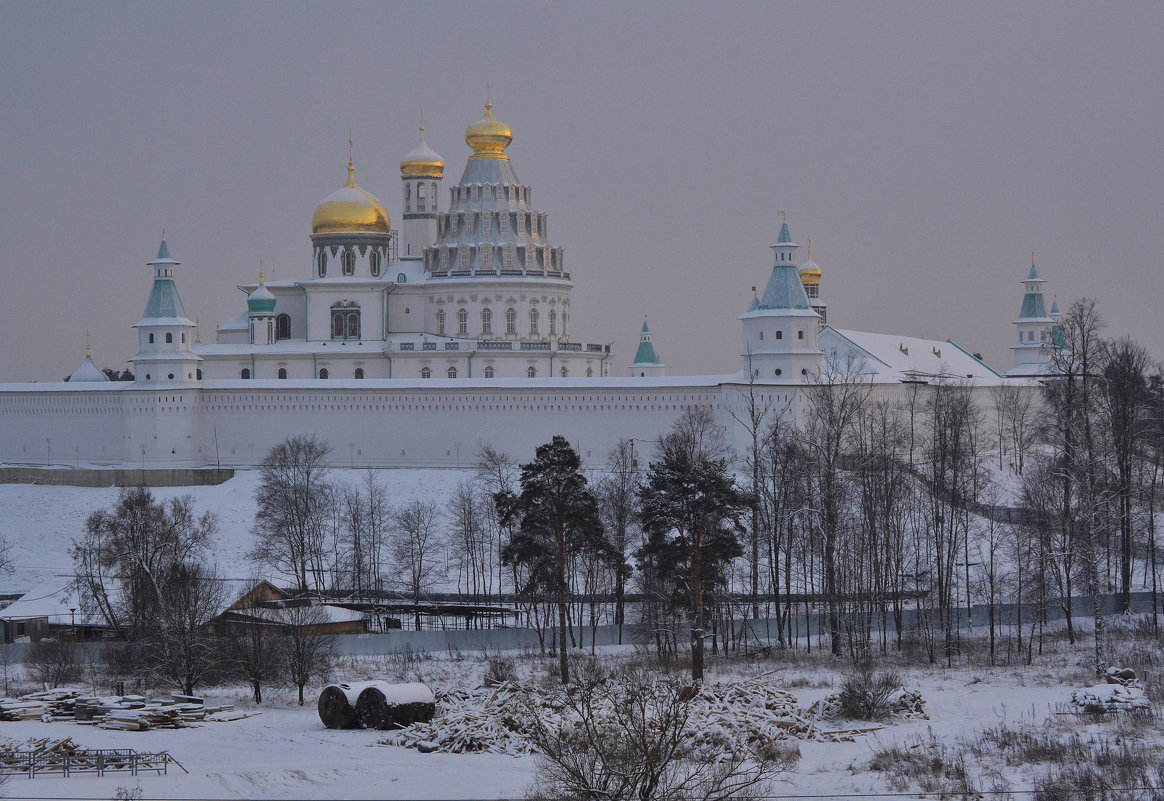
[
  {"x1": 400, "y1": 126, "x2": 445, "y2": 179},
  {"x1": 465, "y1": 102, "x2": 512, "y2": 161},
  {"x1": 311, "y1": 160, "x2": 391, "y2": 235},
  {"x1": 799, "y1": 237, "x2": 822, "y2": 285}
]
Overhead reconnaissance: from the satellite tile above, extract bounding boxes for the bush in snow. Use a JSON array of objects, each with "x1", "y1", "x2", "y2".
[
  {"x1": 24, "y1": 639, "x2": 81, "y2": 688},
  {"x1": 837, "y1": 662, "x2": 901, "y2": 720}
]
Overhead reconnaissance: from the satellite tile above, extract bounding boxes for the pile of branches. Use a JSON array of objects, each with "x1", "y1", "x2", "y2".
[{"x1": 381, "y1": 673, "x2": 891, "y2": 756}]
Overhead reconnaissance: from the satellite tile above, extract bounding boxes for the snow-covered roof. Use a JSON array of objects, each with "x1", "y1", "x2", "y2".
[
  {"x1": 218, "y1": 311, "x2": 249, "y2": 332},
  {"x1": 222, "y1": 604, "x2": 365, "y2": 626},
  {"x1": 821, "y1": 327, "x2": 1005, "y2": 385},
  {"x1": 69, "y1": 354, "x2": 109, "y2": 383},
  {"x1": 1, "y1": 580, "x2": 101, "y2": 625}
]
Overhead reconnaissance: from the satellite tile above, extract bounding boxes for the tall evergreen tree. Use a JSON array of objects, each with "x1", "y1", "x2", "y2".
[
  {"x1": 638, "y1": 417, "x2": 747, "y2": 683},
  {"x1": 500, "y1": 435, "x2": 609, "y2": 684}
]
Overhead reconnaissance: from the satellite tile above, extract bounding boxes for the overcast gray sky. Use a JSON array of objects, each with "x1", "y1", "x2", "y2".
[{"x1": 1, "y1": 1, "x2": 1161, "y2": 382}]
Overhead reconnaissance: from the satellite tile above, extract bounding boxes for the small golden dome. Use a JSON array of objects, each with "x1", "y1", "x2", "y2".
[
  {"x1": 465, "y1": 102, "x2": 512, "y2": 161},
  {"x1": 799, "y1": 260, "x2": 822, "y2": 285},
  {"x1": 311, "y1": 162, "x2": 391, "y2": 234},
  {"x1": 400, "y1": 126, "x2": 445, "y2": 178}
]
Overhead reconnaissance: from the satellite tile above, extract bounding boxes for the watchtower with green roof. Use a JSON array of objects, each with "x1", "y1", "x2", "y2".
[{"x1": 629, "y1": 319, "x2": 665, "y2": 377}]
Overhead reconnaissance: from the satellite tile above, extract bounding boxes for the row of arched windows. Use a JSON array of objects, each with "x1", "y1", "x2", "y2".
[
  {"x1": 434, "y1": 306, "x2": 567, "y2": 339},
  {"x1": 146, "y1": 332, "x2": 187, "y2": 344},
  {"x1": 404, "y1": 181, "x2": 439, "y2": 213},
  {"x1": 317, "y1": 246, "x2": 384, "y2": 278},
  {"x1": 240, "y1": 367, "x2": 367, "y2": 380}
]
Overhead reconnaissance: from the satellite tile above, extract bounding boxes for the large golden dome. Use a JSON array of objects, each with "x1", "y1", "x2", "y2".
[
  {"x1": 311, "y1": 162, "x2": 390, "y2": 234},
  {"x1": 465, "y1": 103, "x2": 512, "y2": 161},
  {"x1": 400, "y1": 126, "x2": 445, "y2": 178}
]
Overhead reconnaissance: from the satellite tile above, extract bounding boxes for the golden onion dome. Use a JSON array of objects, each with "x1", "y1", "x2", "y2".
[
  {"x1": 311, "y1": 162, "x2": 391, "y2": 234},
  {"x1": 400, "y1": 126, "x2": 445, "y2": 178},
  {"x1": 799, "y1": 259, "x2": 822, "y2": 285},
  {"x1": 465, "y1": 102, "x2": 512, "y2": 161}
]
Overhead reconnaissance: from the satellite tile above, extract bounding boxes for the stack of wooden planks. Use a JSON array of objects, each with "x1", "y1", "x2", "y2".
[{"x1": 0, "y1": 690, "x2": 237, "y2": 731}]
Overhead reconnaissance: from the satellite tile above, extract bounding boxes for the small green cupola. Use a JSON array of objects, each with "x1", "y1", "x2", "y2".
[{"x1": 247, "y1": 274, "x2": 277, "y2": 314}]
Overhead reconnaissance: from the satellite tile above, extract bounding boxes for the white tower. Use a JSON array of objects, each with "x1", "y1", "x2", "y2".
[
  {"x1": 131, "y1": 238, "x2": 201, "y2": 383},
  {"x1": 739, "y1": 218, "x2": 822, "y2": 382},
  {"x1": 1006, "y1": 254, "x2": 1058, "y2": 377},
  {"x1": 399, "y1": 122, "x2": 444, "y2": 260},
  {"x1": 629, "y1": 319, "x2": 665, "y2": 377}
]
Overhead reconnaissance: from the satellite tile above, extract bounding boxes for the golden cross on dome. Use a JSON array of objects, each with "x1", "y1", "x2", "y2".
[
  {"x1": 807, "y1": 236, "x2": 813, "y2": 259},
  {"x1": 86, "y1": 330, "x2": 91, "y2": 356},
  {"x1": 348, "y1": 130, "x2": 353, "y2": 168}
]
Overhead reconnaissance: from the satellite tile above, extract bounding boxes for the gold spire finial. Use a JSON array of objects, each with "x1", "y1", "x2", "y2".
[
  {"x1": 777, "y1": 210, "x2": 785, "y2": 218},
  {"x1": 807, "y1": 236, "x2": 812, "y2": 260},
  {"x1": 259, "y1": 257, "x2": 263, "y2": 284},
  {"x1": 196, "y1": 319, "x2": 201, "y2": 343},
  {"x1": 86, "y1": 330, "x2": 91, "y2": 356},
  {"x1": 1032, "y1": 251, "x2": 1035, "y2": 267},
  {"x1": 419, "y1": 111, "x2": 425, "y2": 139},
  {"x1": 345, "y1": 130, "x2": 356, "y2": 186}
]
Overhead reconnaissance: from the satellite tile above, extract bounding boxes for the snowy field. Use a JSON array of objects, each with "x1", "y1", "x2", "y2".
[
  {"x1": 0, "y1": 468, "x2": 475, "y2": 589},
  {"x1": 0, "y1": 640, "x2": 1158, "y2": 799}
]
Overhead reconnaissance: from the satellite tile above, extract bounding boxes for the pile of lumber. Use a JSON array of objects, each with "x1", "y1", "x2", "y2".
[
  {"x1": 379, "y1": 675, "x2": 894, "y2": 757},
  {"x1": 0, "y1": 690, "x2": 236, "y2": 731}
]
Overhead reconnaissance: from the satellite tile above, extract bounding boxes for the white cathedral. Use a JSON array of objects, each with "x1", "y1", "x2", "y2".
[{"x1": 0, "y1": 104, "x2": 1060, "y2": 470}]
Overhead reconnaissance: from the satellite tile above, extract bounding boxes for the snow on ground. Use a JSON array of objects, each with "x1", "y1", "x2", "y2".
[
  {"x1": 0, "y1": 640, "x2": 1156, "y2": 800},
  {"x1": 0, "y1": 468, "x2": 474, "y2": 590}
]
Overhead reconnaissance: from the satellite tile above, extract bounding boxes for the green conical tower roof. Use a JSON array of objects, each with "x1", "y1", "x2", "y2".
[{"x1": 631, "y1": 319, "x2": 661, "y2": 365}]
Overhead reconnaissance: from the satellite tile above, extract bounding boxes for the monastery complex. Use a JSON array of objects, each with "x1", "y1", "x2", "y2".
[{"x1": 0, "y1": 104, "x2": 1060, "y2": 469}]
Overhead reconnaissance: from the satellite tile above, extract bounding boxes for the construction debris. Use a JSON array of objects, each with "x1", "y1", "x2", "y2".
[
  {"x1": 1070, "y1": 683, "x2": 1150, "y2": 714},
  {"x1": 379, "y1": 675, "x2": 902, "y2": 756},
  {"x1": 0, "y1": 690, "x2": 237, "y2": 731}
]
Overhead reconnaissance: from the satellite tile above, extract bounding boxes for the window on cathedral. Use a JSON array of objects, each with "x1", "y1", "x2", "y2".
[
  {"x1": 797, "y1": 330, "x2": 804, "y2": 340},
  {"x1": 506, "y1": 308, "x2": 517, "y2": 335},
  {"x1": 760, "y1": 331, "x2": 764, "y2": 340},
  {"x1": 482, "y1": 307, "x2": 493, "y2": 335},
  {"x1": 331, "y1": 303, "x2": 360, "y2": 340},
  {"x1": 484, "y1": 366, "x2": 494, "y2": 378},
  {"x1": 196, "y1": 369, "x2": 202, "y2": 380},
  {"x1": 149, "y1": 333, "x2": 154, "y2": 344},
  {"x1": 421, "y1": 366, "x2": 431, "y2": 379},
  {"x1": 457, "y1": 308, "x2": 468, "y2": 336},
  {"x1": 448, "y1": 366, "x2": 457, "y2": 379},
  {"x1": 437, "y1": 309, "x2": 446, "y2": 336},
  {"x1": 317, "y1": 250, "x2": 327, "y2": 277},
  {"x1": 549, "y1": 309, "x2": 556, "y2": 337},
  {"x1": 776, "y1": 330, "x2": 783, "y2": 340},
  {"x1": 318, "y1": 368, "x2": 329, "y2": 379},
  {"x1": 481, "y1": 246, "x2": 492, "y2": 270},
  {"x1": 165, "y1": 332, "x2": 173, "y2": 344},
  {"x1": 278, "y1": 368, "x2": 287, "y2": 379},
  {"x1": 527, "y1": 366, "x2": 536, "y2": 378},
  {"x1": 181, "y1": 333, "x2": 186, "y2": 344},
  {"x1": 500, "y1": 213, "x2": 510, "y2": 236},
  {"x1": 241, "y1": 368, "x2": 251, "y2": 379},
  {"x1": 431, "y1": 182, "x2": 437, "y2": 209},
  {"x1": 459, "y1": 247, "x2": 469, "y2": 269},
  {"x1": 370, "y1": 250, "x2": 381, "y2": 277},
  {"x1": 560, "y1": 365, "x2": 568, "y2": 377},
  {"x1": 482, "y1": 213, "x2": 491, "y2": 236},
  {"x1": 529, "y1": 308, "x2": 539, "y2": 336},
  {"x1": 775, "y1": 369, "x2": 782, "y2": 376},
  {"x1": 342, "y1": 247, "x2": 355, "y2": 276},
  {"x1": 417, "y1": 182, "x2": 426, "y2": 213},
  {"x1": 276, "y1": 314, "x2": 291, "y2": 340},
  {"x1": 586, "y1": 366, "x2": 593, "y2": 377},
  {"x1": 347, "y1": 313, "x2": 359, "y2": 339},
  {"x1": 503, "y1": 245, "x2": 515, "y2": 269},
  {"x1": 354, "y1": 367, "x2": 364, "y2": 379},
  {"x1": 405, "y1": 183, "x2": 411, "y2": 212}
]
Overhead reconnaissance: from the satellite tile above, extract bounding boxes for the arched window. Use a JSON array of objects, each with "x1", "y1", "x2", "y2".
[
  {"x1": 506, "y1": 307, "x2": 517, "y2": 335},
  {"x1": 421, "y1": 366, "x2": 431, "y2": 379},
  {"x1": 775, "y1": 330, "x2": 783, "y2": 340},
  {"x1": 276, "y1": 314, "x2": 291, "y2": 340},
  {"x1": 560, "y1": 365, "x2": 568, "y2": 377},
  {"x1": 436, "y1": 309, "x2": 446, "y2": 336},
  {"x1": 529, "y1": 308, "x2": 539, "y2": 336},
  {"x1": 318, "y1": 368, "x2": 329, "y2": 379},
  {"x1": 457, "y1": 308, "x2": 468, "y2": 336},
  {"x1": 404, "y1": 183, "x2": 411, "y2": 212},
  {"x1": 797, "y1": 330, "x2": 804, "y2": 340},
  {"x1": 431, "y1": 182, "x2": 437, "y2": 209},
  {"x1": 416, "y1": 181, "x2": 426, "y2": 212},
  {"x1": 148, "y1": 333, "x2": 154, "y2": 344},
  {"x1": 527, "y1": 366, "x2": 536, "y2": 378},
  {"x1": 181, "y1": 333, "x2": 186, "y2": 344},
  {"x1": 484, "y1": 366, "x2": 494, "y2": 378},
  {"x1": 448, "y1": 366, "x2": 457, "y2": 379},
  {"x1": 317, "y1": 250, "x2": 327, "y2": 277},
  {"x1": 481, "y1": 307, "x2": 493, "y2": 335},
  {"x1": 370, "y1": 250, "x2": 381, "y2": 277},
  {"x1": 165, "y1": 332, "x2": 173, "y2": 344},
  {"x1": 341, "y1": 247, "x2": 355, "y2": 276},
  {"x1": 241, "y1": 368, "x2": 251, "y2": 379},
  {"x1": 331, "y1": 302, "x2": 360, "y2": 340},
  {"x1": 549, "y1": 309, "x2": 556, "y2": 337},
  {"x1": 354, "y1": 367, "x2": 364, "y2": 379},
  {"x1": 277, "y1": 368, "x2": 287, "y2": 379}
]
